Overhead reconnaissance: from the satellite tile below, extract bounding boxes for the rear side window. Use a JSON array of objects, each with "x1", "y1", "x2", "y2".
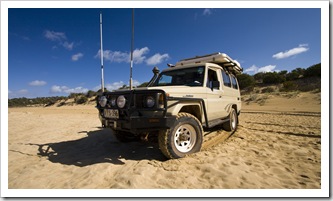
[
  {"x1": 231, "y1": 75, "x2": 239, "y2": 89},
  {"x1": 221, "y1": 70, "x2": 231, "y2": 87}
]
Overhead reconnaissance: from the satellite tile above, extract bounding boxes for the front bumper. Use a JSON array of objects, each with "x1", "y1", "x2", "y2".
[
  {"x1": 97, "y1": 89, "x2": 175, "y2": 133},
  {"x1": 102, "y1": 115, "x2": 176, "y2": 133}
]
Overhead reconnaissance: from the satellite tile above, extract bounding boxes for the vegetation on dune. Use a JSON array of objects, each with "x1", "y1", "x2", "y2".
[
  {"x1": 8, "y1": 63, "x2": 321, "y2": 107},
  {"x1": 238, "y1": 63, "x2": 321, "y2": 106},
  {"x1": 8, "y1": 96, "x2": 68, "y2": 108},
  {"x1": 237, "y1": 63, "x2": 321, "y2": 94}
]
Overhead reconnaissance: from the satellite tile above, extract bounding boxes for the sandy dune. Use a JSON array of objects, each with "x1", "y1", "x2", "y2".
[{"x1": 6, "y1": 92, "x2": 324, "y2": 196}]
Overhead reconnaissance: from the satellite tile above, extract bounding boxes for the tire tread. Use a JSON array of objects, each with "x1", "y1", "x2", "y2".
[{"x1": 158, "y1": 112, "x2": 203, "y2": 159}]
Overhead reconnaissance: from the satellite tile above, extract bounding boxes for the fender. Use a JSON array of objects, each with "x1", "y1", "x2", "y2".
[{"x1": 166, "y1": 97, "x2": 209, "y2": 128}]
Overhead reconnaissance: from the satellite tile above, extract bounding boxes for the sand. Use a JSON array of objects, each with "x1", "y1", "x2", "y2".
[{"x1": 4, "y1": 91, "x2": 325, "y2": 197}]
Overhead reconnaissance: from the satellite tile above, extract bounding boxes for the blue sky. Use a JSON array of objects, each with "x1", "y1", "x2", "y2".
[{"x1": 5, "y1": 4, "x2": 324, "y2": 98}]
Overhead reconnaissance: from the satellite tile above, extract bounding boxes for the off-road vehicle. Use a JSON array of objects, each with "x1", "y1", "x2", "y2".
[{"x1": 96, "y1": 52, "x2": 243, "y2": 159}]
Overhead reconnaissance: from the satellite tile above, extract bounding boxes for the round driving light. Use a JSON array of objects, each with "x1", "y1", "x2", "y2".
[
  {"x1": 146, "y1": 96, "x2": 155, "y2": 108},
  {"x1": 117, "y1": 95, "x2": 126, "y2": 108},
  {"x1": 99, "y1": 96, "x2": 107, "y2": 107},
  {"x1": 111, "y1": 97, "x2": 116, "y2": 107}
]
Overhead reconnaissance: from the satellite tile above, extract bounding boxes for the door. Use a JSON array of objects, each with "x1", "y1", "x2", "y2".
[{"x1": 205, "y1": 67, "x2": 225, "y2": 121}]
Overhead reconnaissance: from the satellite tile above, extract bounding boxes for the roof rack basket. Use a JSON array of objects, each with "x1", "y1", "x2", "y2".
[{"x1": 176, "y1": 52, "x2": 243, "y2": 75}]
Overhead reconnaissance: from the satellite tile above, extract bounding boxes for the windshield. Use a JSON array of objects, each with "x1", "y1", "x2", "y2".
[{"x1": 153, "y1": 66, "x2": 205, "y2": 87}]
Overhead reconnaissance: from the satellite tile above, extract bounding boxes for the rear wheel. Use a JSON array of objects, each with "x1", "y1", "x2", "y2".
[
  {"x1": 222, "y1": 108, "x2": 238, "y2": 133},
  {"x1": 158, "y1": 113, "x2": 203, "y2": 159}
]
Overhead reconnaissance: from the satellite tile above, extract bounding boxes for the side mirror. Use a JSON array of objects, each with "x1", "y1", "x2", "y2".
[{"x1": 211, "y1": 81, "x2": 220, "y2": 90}]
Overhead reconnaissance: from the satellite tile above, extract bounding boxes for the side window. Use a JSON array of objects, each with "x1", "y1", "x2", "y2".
[
  {"x1": 221, "y1": 70, "x2": 231, "y2": 87},
  {"x1": 207, "y1": 69, "x2": 218, "y2": 88},
  {"x1": 231, "y1": 75, "x2": 239, "y2": 89}
]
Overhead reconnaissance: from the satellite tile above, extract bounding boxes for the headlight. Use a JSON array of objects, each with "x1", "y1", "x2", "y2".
[
  {"x1": 117, "y1": 95, "x2": 126, "y2": 108},
  {"x1": 146, "y1": 96, "x2": 155, "y2": 108},
  {"x1": 99, "y1": 96, "x2": 107, "y2": 107},
  {"x1": 111, "y1": 97, "x2": 116, "y2": 107}
]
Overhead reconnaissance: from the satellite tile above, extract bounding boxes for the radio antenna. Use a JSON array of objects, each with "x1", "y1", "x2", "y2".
[
  {"x1": 100, "y1": 12, "x2": 105, "y2": 92},
  {"x1": 129, "y1": 8, "x2": 134, "y2": 90}
]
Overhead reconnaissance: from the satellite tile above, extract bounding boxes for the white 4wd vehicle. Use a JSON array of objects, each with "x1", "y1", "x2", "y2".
[{"x1": 97, "y1": 52, "x2": 243, "y2": 159}]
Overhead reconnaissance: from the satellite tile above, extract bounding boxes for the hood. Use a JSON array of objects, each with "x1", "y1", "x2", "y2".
[
  {"x1": 133, "y1": 86, "x2": 207, "y2": 98},
  {"x1": 111, "y1": 85, "x2": 207, "y2": 98}
]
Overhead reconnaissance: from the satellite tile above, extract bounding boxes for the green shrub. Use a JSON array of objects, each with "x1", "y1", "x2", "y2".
[
  {"x1": 262, "y1": 72, "x2": 285, "y2": 84},
  {"x1": 295, "y1": 77, "x2": 321, "y2": 92},
  {"x1": 236, "y1": 73, "x2": 255, "y2": 89},
  {"x1": 282, "y1": 81, "x2": 297, "y2": 91},
  {"x1": 86, "y1": 90, "x2": 97, "y2": 98},
  {"x1": 75, "y1": 96, "x2": 88, "y2": 104},
  {"x1": 304, "y1": 63, "x2": 321, "y2": 78},
  {"x1": 262, "y1": 87, "x2": 275, "y2": 93},
  {"x1": 256, "y1": 95, "x2": 268, "y2": 106},
  {"x1": 246, "y1": 94, "x2": 258, "y2": 102},
  {"x1": 45, "y1": 100, "x2": 56, "y2": 107}
]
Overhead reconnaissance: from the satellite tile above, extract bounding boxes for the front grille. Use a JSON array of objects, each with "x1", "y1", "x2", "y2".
[
  {"x1": 101, "y1": 89, "x2": 167, "y2": 119},
  {"x1": 134, "y1": 94, "x2": 143, "y2": 108}
]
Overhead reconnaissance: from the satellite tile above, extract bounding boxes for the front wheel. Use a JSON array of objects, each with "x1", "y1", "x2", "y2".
[{"x1": 158, "y1": 113, "x2": 203, "y2": 159}]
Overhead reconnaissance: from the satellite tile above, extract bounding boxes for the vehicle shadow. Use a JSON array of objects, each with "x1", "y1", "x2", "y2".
[{"x1": 27, "y1": 128, "x2": 167, "y2": 167}]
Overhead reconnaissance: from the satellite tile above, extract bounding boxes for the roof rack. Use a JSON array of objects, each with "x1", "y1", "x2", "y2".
[{"x1": 175, "y1": 52, "x2": 243, "y2": 75}]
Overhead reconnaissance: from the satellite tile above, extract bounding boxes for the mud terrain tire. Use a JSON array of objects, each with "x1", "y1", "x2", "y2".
[{"x1": 158, "y1": 113, "x2": 203, "y2": 159}]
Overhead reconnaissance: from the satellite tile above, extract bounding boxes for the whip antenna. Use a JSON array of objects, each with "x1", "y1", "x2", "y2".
[
  {"x1": 100, "y1": 12, "x2": 105, "y2": 92},
  {"x1": 129, "y1": 8, "x2": 134, "y2": 90}
]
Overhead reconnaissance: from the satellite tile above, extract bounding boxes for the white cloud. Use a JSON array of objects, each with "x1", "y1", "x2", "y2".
[
  {"x1": 94, "y1": 80, "x2": 141, "y2": 92},
  {"x1": 244, "y1": 65, "x2": 258, "y2": 73},
  {"x1": 132, "y1": 80, "x2": 141, "y2": 87},
  {"x1": 146, "y1": 53, "x2": 170, "y2": 65},
  {"x1": 72, "y1": 53, "x2": 84, "y2": 61},
  {"x1": 65, "y1": 87, "x2": 89, "y2": 94},
  {"x1": 106, "y1": 81, "x2": 126, "y2": 91},
  {"x1": 95, "y1": 47, "x2": 169, "y2": 66},
  {"x1": 29, "y1": 80, "x2": 47, "y2": 86},
  {"x1": 50, "y1": 85, "x2": 88, "y2": 94},
  {"x1": 93, "y1": 81, "x2": 126, "y2": 92},
  {"x1": 244, "y1": 64, "x2": 277, "y2": 74},
  {"x1": 63, "y1": 41, "x2": 74, "y2": 50},
  {"x1": 95, "y1": 47, "x2": 150, "y2": 64},
  {"x1": 18, "y1": 89, "x2": 29, "y2": 95},
  {"x1": 95, "y1": 50, "x2": 128, "y2": 63},
  {"x1": 8, "y1": 89, "x2": 29, "y2": 98},
  {"x1": 44, "y1": 30, "x2": 74, "y2": 51},
  {"x1": 258, "y1": 65, "x2": 277, "y2": 73},
  {"x1": 203, "y1": 8, "x2": 213, "y2": 16},
  {"x1": 105, "y1": 50, "x2": 128, "y2": 63},
  {"x1": 10, "y1": 32, "x2": 31, "y2": 41},
  {"x1": 50, "y1": 85, "x2": 65, "y2": 93},
  {"x1": 132, "y1": 47, "x2": 149, "y2": 64},
  {"x1": 272, "y1": 44, "x2": 309, "y2": 59},
  {"x1": 44, "y1": 30, "x2": 66, "y2": 41}
]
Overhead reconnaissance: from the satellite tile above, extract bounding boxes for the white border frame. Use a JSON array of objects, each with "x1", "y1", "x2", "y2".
[{"x1": 1, "y1": 0, "x2": 329, "y2": 198}]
